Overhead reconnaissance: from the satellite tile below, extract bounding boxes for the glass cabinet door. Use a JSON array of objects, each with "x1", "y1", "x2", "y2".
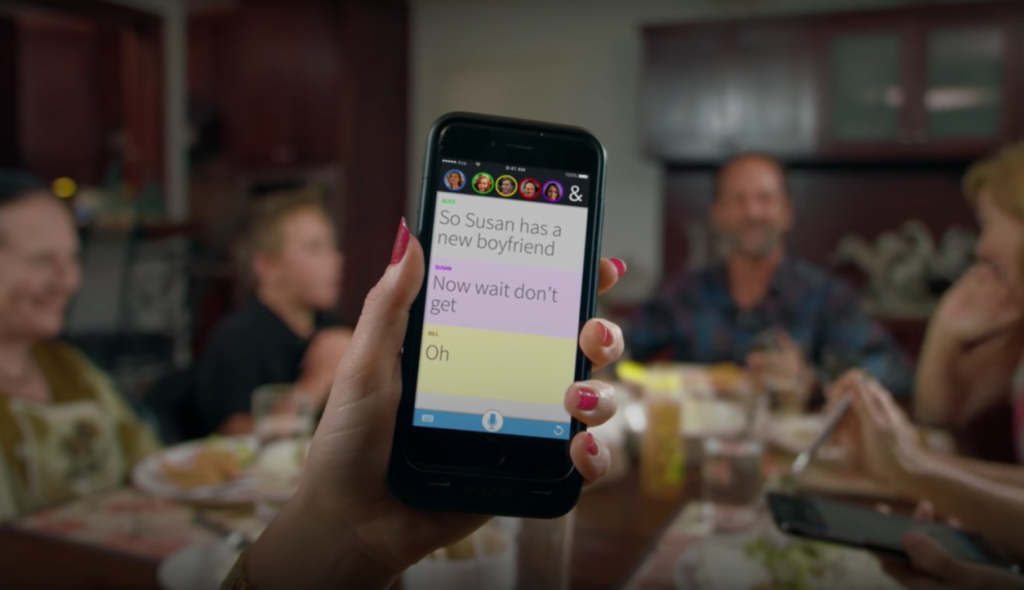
[
  {"x1": 829, "y1": 33, "x2": 904, "y2": 142},
  {"x1": 925, "y1": 27, "x2": 1004, "y2": 140}
]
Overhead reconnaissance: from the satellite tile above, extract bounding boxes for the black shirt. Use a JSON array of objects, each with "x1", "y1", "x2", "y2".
[{"x1": 195, "y1": 298, "x2": 341, "y2": 434}]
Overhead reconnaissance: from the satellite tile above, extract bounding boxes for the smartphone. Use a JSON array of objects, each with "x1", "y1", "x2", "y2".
[
  {"x1": 388, "y1": 113, "x2": 606, "y2": 518},
  {"x1": 767, "y1": 492, "x2": 1020, "y2": 573}
]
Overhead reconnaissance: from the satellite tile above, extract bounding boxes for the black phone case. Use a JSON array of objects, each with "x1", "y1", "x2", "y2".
[
  {"x1": 767, "y1": 492, "x2": 1021, "y2": 573},
  {"x1": 387, "y1": 112, "x2": 606, "y2": 518}
]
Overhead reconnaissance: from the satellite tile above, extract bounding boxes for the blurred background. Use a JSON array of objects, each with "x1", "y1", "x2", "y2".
[{"x1": 1, "y1": 0, "x2": 1019, "y2": 398}]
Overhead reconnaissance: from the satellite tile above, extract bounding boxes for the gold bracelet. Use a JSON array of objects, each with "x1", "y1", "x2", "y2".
[{"x1": 220, "y1": 547, "x2": 257, "y2": 590}]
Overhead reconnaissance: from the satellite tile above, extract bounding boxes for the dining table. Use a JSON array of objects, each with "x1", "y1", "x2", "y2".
[
  {"x1": 0, "y1": 415, "x2": 954, "y2": 590},
  {"x1": 0, "y1": 462, "x2": 698, "y2": 590}
]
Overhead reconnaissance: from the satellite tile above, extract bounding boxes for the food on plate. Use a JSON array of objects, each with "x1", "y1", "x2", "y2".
[
  {"x1": 159, "y1": 446, "x2": 245, "y2": 489},
  {"x1": 737, "y1": 535, "x2": 901, "y2": 590},
  {"x1": 745, "y1": 537, "x2": 832, "y2": 590}
]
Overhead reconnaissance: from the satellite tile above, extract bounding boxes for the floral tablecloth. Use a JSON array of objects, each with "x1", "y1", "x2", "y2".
[{"x1": 13, "y1": 487, "x2": 219, "y2": 560}]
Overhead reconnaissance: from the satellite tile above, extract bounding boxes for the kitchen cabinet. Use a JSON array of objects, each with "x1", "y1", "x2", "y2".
[
  {"x1": 642, "y1": 1, "x2": 1024, "y2": 162},
  {"x1": 642, "y1": 22, "x2": 816, "y2": 160},
  {"x1": 822, "y1": 5, "x2": 1021, "y2": 158}
]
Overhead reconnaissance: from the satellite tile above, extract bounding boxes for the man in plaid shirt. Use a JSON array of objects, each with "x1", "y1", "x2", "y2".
[{"x1": 628, "y1": 155, "x2": 913, "y2": 401}]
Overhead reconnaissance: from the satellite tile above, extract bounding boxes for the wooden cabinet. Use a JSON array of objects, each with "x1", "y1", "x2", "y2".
[
  {"x1": 189, "y1": 0, "x2": 339, "y2": 168},
  {"x1": 642, "y1": 2, "x2": 1024, "y2": 162},
  {"x1": 821, "y1": 4, "x2": 1022, "y2": 158},
  {"x1": 642, "y1": 22, "x2": 816, "y2": 160}
]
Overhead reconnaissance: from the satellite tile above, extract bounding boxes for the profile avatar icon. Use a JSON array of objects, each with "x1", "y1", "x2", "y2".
[
  {"x1": 472, "y1": 173, "x2": 494, "y2": 194},
  {"x1": 443, "y1": 169, "x2": 465, "y2": 191},
  {"x1": 519, "y1": 178, "x2": 540, "y2": 200},
  {"x1": 542, "y1": 180, "x2": 564, "y2": 202},
  {"x1": 495, "y1": 175, "x2": 518, "y2": 197}
]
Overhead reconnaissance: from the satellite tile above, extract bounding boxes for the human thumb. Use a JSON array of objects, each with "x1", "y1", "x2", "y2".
[{"x1": 336, "y1": 218, "x2": 424, "y2": 390}]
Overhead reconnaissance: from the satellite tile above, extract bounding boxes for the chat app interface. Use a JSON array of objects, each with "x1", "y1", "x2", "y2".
[{"x1": 413, "y1": 159, "x2": 591, "y2": 440}]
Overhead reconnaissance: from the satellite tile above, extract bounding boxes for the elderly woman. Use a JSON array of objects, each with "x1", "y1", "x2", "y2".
[{"x1": 0, "y1": 173, "x2": 158, "y2": 520}]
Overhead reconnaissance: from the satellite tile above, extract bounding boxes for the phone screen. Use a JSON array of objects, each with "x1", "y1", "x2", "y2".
[{"x1": 411, "y1": 158, "x2": 592, "y2": 441}]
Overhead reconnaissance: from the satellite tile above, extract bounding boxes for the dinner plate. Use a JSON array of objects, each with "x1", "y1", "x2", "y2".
[{"x1": 132, "y1": 437, "x2": 261, "y2": 505}]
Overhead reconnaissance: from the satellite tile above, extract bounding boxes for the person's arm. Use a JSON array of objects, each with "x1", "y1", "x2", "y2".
[
  {"x1": 293, "y1": 327, "x2": 353, "y2": 409},
  {"x1": 900, "y1": 448, "x2": 1024, "y2": 557},
  {"x1": 195, "y1": 336, "x2": 267, "y2": 435},
  {"x1": 238, "y1": 487, "x2": 399, "y2": 590},
  {"x1": 932, "y1": 452, "x2": 1024, "y2": 489},
  {"x1": 915, "y1": 328, "x2": 1020, "y2": 427},
  {"x1": 832, "y1": 371, "x2": 1024, "y2": 563},
  {"x1": 914, "y1": 264, "x2": 1023, "y2": 426}
]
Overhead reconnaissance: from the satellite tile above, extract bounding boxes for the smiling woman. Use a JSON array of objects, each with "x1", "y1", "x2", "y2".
[{"x1": 0, "y1": 171, "x2": 160, "y2": 521}]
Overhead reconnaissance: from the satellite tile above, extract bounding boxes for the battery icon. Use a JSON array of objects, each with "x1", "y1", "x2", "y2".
[{"x1": 578, "y1": 174, "x2": 589, "y2": 179}]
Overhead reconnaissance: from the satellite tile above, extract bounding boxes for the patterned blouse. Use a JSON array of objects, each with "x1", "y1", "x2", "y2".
[{"x1": 0, "y1": 341, "x2": 160, "y2": 521}]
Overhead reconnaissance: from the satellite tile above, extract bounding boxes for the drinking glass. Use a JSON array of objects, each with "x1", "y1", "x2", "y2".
[
  {"x1": 701, "y1": 437, "x2": 764, "y2": 531},
  {"x1": 251, "y1": 384, "x2": 313, "y2": 522},
  {"x1": 515, "y1": 511, "x2": 575, "y2": 590},
  {"x1": 640, "y1": 373, "x2": 685, "y2": 499}
]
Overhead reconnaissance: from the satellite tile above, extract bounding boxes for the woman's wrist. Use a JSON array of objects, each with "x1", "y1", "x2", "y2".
[
  {"x1": 892, "y1": 443, "x2": 941, "y2": 497},
  {"x1": 246, "y1": 487, "x2": 399, "y2": 590}
]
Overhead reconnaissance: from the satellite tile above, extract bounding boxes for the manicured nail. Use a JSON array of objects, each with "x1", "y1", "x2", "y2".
[
  {"x1": 390, "y1": 217, "x2": 410, "y2": 265},
  {"x1": 585, "y1": 433, "x2": 599, "y2": 456},
  {"x1": 609, "y1": 258, "x2": 627, "y2": 276},
  {"x1": 576, "y1": 386, "x2": 599, "y2": 410},
  {"x1": 599, "y1": 322, "x2": 613, "y2": 347}
]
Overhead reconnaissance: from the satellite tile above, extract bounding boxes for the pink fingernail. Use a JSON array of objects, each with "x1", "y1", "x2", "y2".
[
  {"x1": 585, "y1": 433, "x2": 599, "y2": 456},
  {"x1": 390, "y1": 217, "x2": 410, "y2": 265},
  {"x1": 609, "y1": 258, "x2": 627, "y2": 276},
  {"x1": 599, "y1": 322, "x2": 613, "y2": 347},
  {"x1": 577, "y1": 386, "x2": 598, "y2": 410}
]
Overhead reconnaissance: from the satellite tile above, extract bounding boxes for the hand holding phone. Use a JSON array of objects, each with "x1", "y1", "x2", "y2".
[
  {"x1": 389, "y1": 113, "x2": 607, "y2": 517},
  {"x1": 242, "y1": 224, "x2": 622, "y2": 589}
]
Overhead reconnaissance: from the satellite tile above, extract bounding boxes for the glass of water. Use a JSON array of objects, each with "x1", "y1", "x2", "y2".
[
  {"x1": 701, "y1": 437, "x2": 764, "y2": 532},
  {"x1": 251, "y1": 384, "x2": 313, "y2": 522}
]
